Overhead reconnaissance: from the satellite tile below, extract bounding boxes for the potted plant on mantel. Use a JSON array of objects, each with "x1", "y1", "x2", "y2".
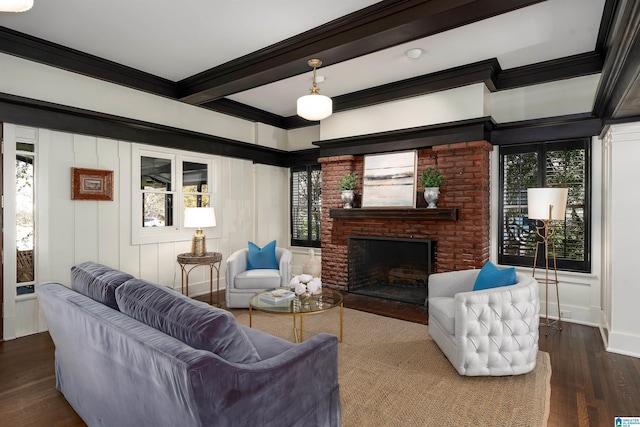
[
  {"x1": 420, "y1": 166, "x2": 445, "y2": 209},
  {"x1": 337, "y1": 173, "x2": 358, "y2": 209}
]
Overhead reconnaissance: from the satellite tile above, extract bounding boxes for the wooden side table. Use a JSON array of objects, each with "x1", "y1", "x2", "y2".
[{"x1": 177, "y1": 252, "x2": 222, "y2": 307}]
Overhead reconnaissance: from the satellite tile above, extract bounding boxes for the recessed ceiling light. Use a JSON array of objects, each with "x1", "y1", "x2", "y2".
[{"x1": 405, "y1": 48, "x2": 423, "y2": 59}]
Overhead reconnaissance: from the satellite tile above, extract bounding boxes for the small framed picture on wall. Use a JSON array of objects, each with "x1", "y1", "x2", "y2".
[{"x1": 71, "y1": 167, "x2": 114, "y2": 201}]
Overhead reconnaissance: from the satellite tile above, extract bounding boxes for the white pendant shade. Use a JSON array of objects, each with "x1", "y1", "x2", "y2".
[
  {"x1": 297, "y1": 93, "x2": 332, "y2": 121},
  {"x1": 527, "y1": 188, "x2": 568, "y2": 220},
  {"x1": 0, "y1": 0, "x2": 33, "y2": 12},
  {"x1": 184, "y1": 207, "x2": 216, "y2": 228}
]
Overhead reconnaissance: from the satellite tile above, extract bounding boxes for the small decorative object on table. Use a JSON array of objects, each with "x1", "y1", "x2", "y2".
[
  {"x1": 336, "y1": 173, "x2": 358, "y2": 209},
  {"x1": 258, "y1": 289, "x2": 296, "y2": 304},
  {"x1": 420, "y1": 166, "x2": 445, "y2": 209},
  {"x1": 289, "y1": 274, "x2": 322, "y2": 307}
]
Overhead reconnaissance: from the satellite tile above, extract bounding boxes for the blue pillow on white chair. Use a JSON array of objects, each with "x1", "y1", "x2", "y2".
[
  {"x1": 247, "y1": 240, "x2": 278, "y2": 270},
  {"x1": 472, "y1": 261, "x2": 517, "y2": 291}
]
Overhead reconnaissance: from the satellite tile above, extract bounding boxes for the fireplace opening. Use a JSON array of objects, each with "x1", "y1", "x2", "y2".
[{"x1": 348, "y1": 237, "x2": 434, "y2": 305}]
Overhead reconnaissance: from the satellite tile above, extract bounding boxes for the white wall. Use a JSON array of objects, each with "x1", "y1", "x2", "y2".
[
  {"x1": 491, "y1": 74, "x2": 601, "y2": 123},
  {"x1": 601, "y1": 122, "x2": 640, "y2": 357},
  {"x1": 253, "y1": 164, "x2": 289, "y2": 248},
  {"x1": 3, "y1": 123, "x2": 290, "y2": 339},
  {"x1": 320, "y1": 83, "x2": 489, "y2": 140},
  {"x1": 288, "y1": 126, "x2": 320, "y2": 151}
]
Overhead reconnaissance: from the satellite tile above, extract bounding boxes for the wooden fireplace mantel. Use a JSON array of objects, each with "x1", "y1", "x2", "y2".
[{"x1": 329, "y1": 207, "x2": 458, "y2": 221}]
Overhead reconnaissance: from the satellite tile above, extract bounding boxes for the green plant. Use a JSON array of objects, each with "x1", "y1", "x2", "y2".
[
  {"x1": 336, "y1": 173, "x2": 358, "y2": 191},
  {"x1": 420, "y1": 166, "x2": 445, "y2": 188}
]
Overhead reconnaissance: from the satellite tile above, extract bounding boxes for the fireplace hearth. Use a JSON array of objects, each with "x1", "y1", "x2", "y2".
[{"x1": 348, "y1": 237, "x2": 434, "y2": 305}]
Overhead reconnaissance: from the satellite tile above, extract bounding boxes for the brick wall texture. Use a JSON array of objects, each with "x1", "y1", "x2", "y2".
[{"x1": 319, "y1": 141, "x2": 493, "y2": 292}]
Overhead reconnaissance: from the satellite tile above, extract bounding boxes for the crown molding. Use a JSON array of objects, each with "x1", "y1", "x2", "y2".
[
  {"x1": 0, "y1": 92, "x2": 289, "y2": 167},
  {"x1": 497, "y1": 52, "x2": 603, "y2": 90},
  {"x1": 592, "y1": 0, "x2": 640, "y2": 119},
  {"x1": 491, "y1": 113, "x2": 603, "y2": 144},
  {"x1": 0, "y1": 26, "x2": 176, "y2": 98},
  {"x1": 313, "y1": 117, "x2": 496, "y2": 157}
]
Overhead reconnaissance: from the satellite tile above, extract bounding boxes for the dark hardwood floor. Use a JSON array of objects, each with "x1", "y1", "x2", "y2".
[{"x1": 1, "y1": 291, "x2": 638, "y2": 426}]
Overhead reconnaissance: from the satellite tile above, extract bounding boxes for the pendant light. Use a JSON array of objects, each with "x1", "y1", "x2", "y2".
[
  {"x1": 0, "y1": 0, "x2": 33, "y2": 12},
  {"x1": 297, "y1": 58, "x2": 332, "y2": 121}
]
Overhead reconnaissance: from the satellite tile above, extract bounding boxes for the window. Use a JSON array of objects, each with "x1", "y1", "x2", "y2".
[
  {"x1": 291, "y1": 165, "x2": 321, "y2": 247},
  {"x1": 16, "y1": 141, "x2": 35, "y2": 295},
  {"x1": 499, "y1": 139, "x2": 590, "y2": 272},
  {"x1": 132, "y1": 145, "x2": 220, "y2": 245}
]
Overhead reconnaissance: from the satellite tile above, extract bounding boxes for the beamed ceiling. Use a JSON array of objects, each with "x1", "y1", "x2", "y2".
[{"x1": 1, "y1": 0, "x2": 639, "y2": 164}]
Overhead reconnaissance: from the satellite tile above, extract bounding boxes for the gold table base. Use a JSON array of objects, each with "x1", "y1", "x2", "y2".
[
  {"x1": 249, "y1": 289, "x2": 344, "y2": 343},
  {"x1": 177, "y1": 252, "x2": 222, "y2": 307}
]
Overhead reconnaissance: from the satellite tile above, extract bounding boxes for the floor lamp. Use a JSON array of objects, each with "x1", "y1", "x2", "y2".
[{"x1": 527, "y1": 188, "x2": 568, "y2": 336}]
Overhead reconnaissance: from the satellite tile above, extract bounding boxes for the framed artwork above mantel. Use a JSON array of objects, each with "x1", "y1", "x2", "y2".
[
  {"x1": 71, "y1": 167, "x2": 114, "y2": 201},
  {"x1": 361, "y1": 150, "x2": 417, "y2": 208}
]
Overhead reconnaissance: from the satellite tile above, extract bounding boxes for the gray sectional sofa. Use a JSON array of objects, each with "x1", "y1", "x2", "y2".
[{"x1": 37, "y1": 262, "x2": 341, "y2": 427}]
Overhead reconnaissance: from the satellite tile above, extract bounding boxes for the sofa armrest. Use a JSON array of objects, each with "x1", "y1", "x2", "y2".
[
  {"x1": 428, "y1": 269, "x2": 479, "y2": 299},
  {"x1": 192, "y1": 333, "x2": 340, "y2": 426},
  {"x1": 225, "y1": 249, "x2": 248, "y2": 290}
]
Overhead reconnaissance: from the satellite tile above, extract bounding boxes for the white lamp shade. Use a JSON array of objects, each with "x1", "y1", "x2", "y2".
[
  {"x1": 184, "y1": 207, "x2": 216, "y2": 228},
  {"x1": 297, "y1": 94, "x2": 332, "y2": 121},
  {"x1": 0, "y1": 0, "x2": 33, "y2": 12},
  {"x1": 527, "y1": 188, "x2": 568, "y2": 220}
]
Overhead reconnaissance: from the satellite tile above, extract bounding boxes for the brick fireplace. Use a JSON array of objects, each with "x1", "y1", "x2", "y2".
[{"x1": 319, "y1": 141, "x2": 492, "y2": 297}]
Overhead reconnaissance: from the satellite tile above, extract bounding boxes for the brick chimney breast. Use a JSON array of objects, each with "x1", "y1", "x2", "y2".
[{"x1": 319, "y1": 142, "x2": 492, "y2": 292}]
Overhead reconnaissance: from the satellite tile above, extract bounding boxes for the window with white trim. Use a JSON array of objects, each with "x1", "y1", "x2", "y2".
[{"x1": 132, "y1": 145, "x2": 220, "y2": 245}]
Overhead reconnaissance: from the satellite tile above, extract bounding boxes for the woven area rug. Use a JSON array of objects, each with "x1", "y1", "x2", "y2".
[{"x1": 231, "y1": 307, "x2": 551, "y2": 427}]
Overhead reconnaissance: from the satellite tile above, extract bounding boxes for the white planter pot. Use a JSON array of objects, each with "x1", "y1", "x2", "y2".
[
  {"x1": 423, "y1": 187, "x2": 440, "y2": 208},
  {"x1": 341, "y1": 190, "x2": 355, "y2": 209}
]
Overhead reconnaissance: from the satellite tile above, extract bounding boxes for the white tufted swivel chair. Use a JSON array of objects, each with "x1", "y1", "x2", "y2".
[{"x1": 428, "y1": 269, "x2": 540, "y2": 376}]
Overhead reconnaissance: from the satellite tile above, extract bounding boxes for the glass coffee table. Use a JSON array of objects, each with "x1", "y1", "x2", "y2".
[{"x1": 249, "y1": 288, "x2": 343, "y2": 343}]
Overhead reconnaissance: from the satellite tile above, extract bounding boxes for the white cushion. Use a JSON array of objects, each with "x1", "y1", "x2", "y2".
[
  {"x1": 234, "y1": 269, "x2": 282, "y2": 289},
  {"x1": 428, "y1": 297, "x2": 455, "y2": 335}
]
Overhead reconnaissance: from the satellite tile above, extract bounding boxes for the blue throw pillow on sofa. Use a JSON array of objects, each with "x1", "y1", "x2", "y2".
[
  {"x1": 115, "y1": 279, "x2": 261, "y2": 364},
  {"x1": 472, "y1": 261, "x2": 517, "y2": 291},
  {"x1": 247, "y1": 240, "x2": 278, "y2": 270}
]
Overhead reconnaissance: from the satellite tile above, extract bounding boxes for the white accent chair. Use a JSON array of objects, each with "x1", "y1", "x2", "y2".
[
  {"x1": 225, "y1": 247, "x2": 292, "y2": 308},
  {"x1": 428, "y1": 269, "x2": 540, "y2": 376}
]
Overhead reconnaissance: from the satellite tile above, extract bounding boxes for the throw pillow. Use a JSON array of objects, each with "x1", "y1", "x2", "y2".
[
  {"x1": 115, "y1": 279, "x2": 261, "y2": 363},
  {"x1": 472, "y1": 261, "x2": 517, "y2": 291},
  {"x1": 247, "y1": 240, "x2": 278, "y2": 270}
]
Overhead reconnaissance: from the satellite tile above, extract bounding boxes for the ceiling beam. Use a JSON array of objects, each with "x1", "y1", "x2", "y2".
[
  {"x1": 497, "y1": 52, "x2": 603, "y2": 90},
  {"x1": 176, "y1": 0, "x2": 544, "y2": 105}
]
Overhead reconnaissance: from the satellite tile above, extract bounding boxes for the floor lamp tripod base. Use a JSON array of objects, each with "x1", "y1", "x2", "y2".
[{"x1": 532, "y1": 219, "x2": 562, "y2": 336}]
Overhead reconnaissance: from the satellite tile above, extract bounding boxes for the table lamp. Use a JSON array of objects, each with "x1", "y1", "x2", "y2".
[
  {"x1": 184, "y1": 207, "x2": 216, "y2": 257},
  {"x1": 527, "y1": 187, "x2": 568, "y2": 335}
]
